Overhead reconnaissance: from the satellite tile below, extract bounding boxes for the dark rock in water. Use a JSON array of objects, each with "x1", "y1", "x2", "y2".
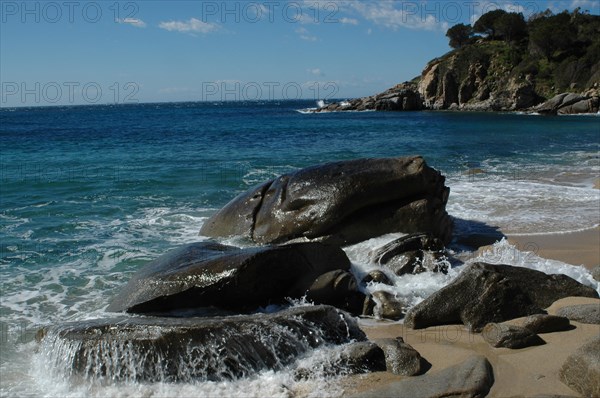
[
  {"x1": 520, "y1": 314, "x2": 571, "y2": 334},
  {"x1": 361, "y1": 270, "x2": 393, "y2": 286},
  {"x1": 306, "y1": 270, "x2": 369, "y2": 315},
  {"x1": 107, "y1": 241, "x2": 351, "y2": 314},
  {"x1": 352, "y1": 355, "x2": 494, "y2": 398},
  {"x1": 559, "y1": 335, "x2": 600, "y2": 398},
  {"x1": 482, "y1": 323, "x2": 545, "y2": 349},
  {"x1": 295, "y1": 341, "x2": 386, "y2": 379},
  {"x1": 39, "y1": 305, "x2": 365, "y2": 382},
  {"x1": 556, "y1": 304, "x2": 600, "y2": 325},
  {"x1": 373, "y1": 337, "x2": 428, "y2": 376},
  {"x1": 369, "y1": 233, "x2": 447, "y2": 276},
  {"x1": 372, "y1": 291, "x2": 405, "y2": 320},
  {"x1": 200, "y1": 156, "x2": 453, "y2": 246},
  {"x1": 404, "y1": 262, "x2": 599, "y2": 332}
]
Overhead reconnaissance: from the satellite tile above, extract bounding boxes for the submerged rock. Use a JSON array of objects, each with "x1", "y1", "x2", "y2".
[
  {"x1": 559, "y1": 335, "x2": 600, "y2": 398},
  {"x1": 369, "y1": 233, "x2": 447, "y2": 276},
  {"x1": 305, "y1": 270, "x2": 369, "y2": 315},
  {"x1": 353, "y1": 356, "x2": 494, "y2": 398},
  {"x1": 482, "y1": 323, "x2": 545, "y2": 349},
  {"x1": 360, "y1": 270, "x2": 393, "y2": 286},
  {"x1": 404, "y1": 262, "x2": 599, "y2": 332},
  {"x1": 371, "y1": 291, "x2": 405, "y2": 320},
  {"x1": 107, "y1": 241, "x2": 352, "y2": 314},
  {"x1": 556, "y1": 304, "x2": 600, "y2": 325},
  {"x1": 39, "y1": 305, "x2": 365, "y2": 382},
  {"x1": 200, "y1": 157, "x2": 452, "y2": 246},
  {"x1": 295, "y1": 341, "x2": 386, "y2": 379}
]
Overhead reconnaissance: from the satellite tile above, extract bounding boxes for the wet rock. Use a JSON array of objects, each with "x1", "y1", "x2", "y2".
[
  {"x1": 592, "y1": 266, "x2": 600, "y2": 282},
  {"x1": 520, "y1": 314, "x2": 571, "y2": 333},
  {"x1": 372, "y1": 291, "x2": 405, "y2": 320},
  {"x1": 369, "y1": 233, "x2": 447, "y2": 276},
  {"x1": 353, "y1": 356, "x2": 494, "y2": 398},
  {"x1": 306, "y1": 270, "x2": 369, "y2": 315},
  {"x1": 107, "y1": 241, "x2": 352, "y2": 314},
  {"x1": 559, "y1": 335, "x2": 600, "y2": 398},
  {"x1": 361, "y1": 270, "x2": 393, "y2": 286},
  {"x1": 39, "y1": 305, "x2": 365, "y2": 382},
  {"x1": 295, "y1": 341, "x2": 386, "y2": 379},
  {"x1": 200, "y1": 156, "x2": 453, "y2": 246},
  {"x1": 556, "y1": 304, "x2": 600, "y2": 325},
  {"x1": 404, "y1": 262, "x2": 599, "y2": 332},
  {"x1": 373, "y1": 337, "x2": 427, "y2": 376},
  {"x1": 482, "y1": 323, "x2": 545, "y2": 349}
]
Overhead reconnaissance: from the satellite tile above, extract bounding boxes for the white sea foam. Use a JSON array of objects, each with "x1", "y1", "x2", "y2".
[{"x1": 446, "y1": 178, "x2": 600, "y2": 235}]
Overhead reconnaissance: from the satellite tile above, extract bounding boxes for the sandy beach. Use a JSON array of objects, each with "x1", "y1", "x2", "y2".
[
  {"x1": 508, "y1": 227, "x2": 600, "y2": 270},
  {"x1": 343, "y1": 229, "x2": 600, "y2": 397}
]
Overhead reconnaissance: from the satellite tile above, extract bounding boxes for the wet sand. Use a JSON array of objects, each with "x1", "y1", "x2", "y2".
[{"x1": 507, "y1": 227, "x2": 600, "y2": 270}]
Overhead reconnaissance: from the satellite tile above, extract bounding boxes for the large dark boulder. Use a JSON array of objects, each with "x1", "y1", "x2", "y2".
[
  {"x1": 559, "y1": 335, "x2": 600, "y2": 398},
  {"x1": 200, "y1": 157, "x2": 452, "y2": 246},
  {"x1": 38, "y1": 305, "x2": 365, "y2": 382},
  {"x1": 107, "y1": 241, "x2": 351, "y2": 314},
  {"x1": 353, "y1": 356, "x2": 494, "y2": 398},
  {"x1": 405, "y1": 262, "x2": 599, "y2": 332}
]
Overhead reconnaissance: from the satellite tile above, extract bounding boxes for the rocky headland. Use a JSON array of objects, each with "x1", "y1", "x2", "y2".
[{"x1": 314, "y1": 10, "x2": 600, "y2": 115}]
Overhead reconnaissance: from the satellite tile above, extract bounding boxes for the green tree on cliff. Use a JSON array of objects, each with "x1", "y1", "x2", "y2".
[
  {"x1": 446, "y1": 23, "x2": 473, "y2": 48},
  {"x1": 495, "y1": 13, "x2": 528, "y2": 43},
  {"x1": 473, "y1": 9, "x2": 508, "y2": 38}
]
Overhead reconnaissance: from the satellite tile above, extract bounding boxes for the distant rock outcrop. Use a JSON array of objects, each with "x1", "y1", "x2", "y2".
[{"x1": 314, "y1": 83, "x2": 423, "y2": 112}]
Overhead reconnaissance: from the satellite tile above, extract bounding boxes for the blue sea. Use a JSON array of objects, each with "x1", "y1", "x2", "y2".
[{"x1": 1, "y1": 101, "x2": 599, "y2": 397}]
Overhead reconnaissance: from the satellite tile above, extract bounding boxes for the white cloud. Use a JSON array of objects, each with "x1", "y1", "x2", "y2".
[
  {"x1": 339, "y1": 17, "x2": 359, "y2": 25},
  {"x1": 296, "y1": 27, "x2": 318, "y2": 41},
  {"x1": 307, "y1": 68, "x2": 323, "y2": 76},
  {"x1": 158, "y1": 18, "x2": 219, "y2": 34},
  {"x1": 569, "y1": 0, "x2": 600, "y2": 11},
  {"x1": 348, "y1": 1, "x2": 446, "y2": 31},
  {"x1": 117, "y1": 17, "x2": 146, "y2": 28}
]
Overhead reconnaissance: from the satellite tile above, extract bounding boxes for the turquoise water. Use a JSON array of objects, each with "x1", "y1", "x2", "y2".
[{"x1": 1, "y1": 101, "x2": 599, "y2": 396}]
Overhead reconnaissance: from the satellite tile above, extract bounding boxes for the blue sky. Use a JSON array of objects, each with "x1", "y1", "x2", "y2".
[{"x1": 1, "y1": 0, "x2": 598, "y2": 106}]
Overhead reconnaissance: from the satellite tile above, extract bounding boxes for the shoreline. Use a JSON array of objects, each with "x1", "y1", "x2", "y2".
[
  {"x1": 346, "y1": 297, "x2": 599, "y2": 397},
  {"x1": 507, "y1": 227, "x2": 600, "y2": 270},
  {"x1": 342, "y1": 228, "x2": 599, "y2": 397}
]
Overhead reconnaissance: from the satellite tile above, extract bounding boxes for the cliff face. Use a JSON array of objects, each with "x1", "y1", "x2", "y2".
[{"x1": 417, "y1": 40, "x2": 598, "y2": 112}]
